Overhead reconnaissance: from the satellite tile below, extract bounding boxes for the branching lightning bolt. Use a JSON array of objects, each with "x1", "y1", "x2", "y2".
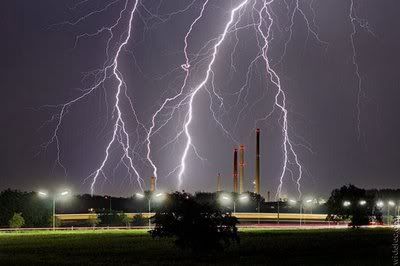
[
  {"x1": 255, "y1": 0, "x2": 303, "y2": 199},
  {"x1": 175, "y1": 0, "x2": 249, "y2": 188},
  {"x1": 44, "y1": 0, "x2": 145, "y2": 195},
  {"x1": 349, "y1": 0, "x2": 375, "y2": 141},
  {"x1": 145, "y1": 0, "x2": 210, "y2": 189},
  {"x1": 41, "y1": 0, "x2": 377, "y2": 198}
]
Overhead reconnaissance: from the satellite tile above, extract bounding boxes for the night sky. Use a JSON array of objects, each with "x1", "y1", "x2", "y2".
[{"x1": 1, "y1": 0, "x2": 399, "y2": 198}]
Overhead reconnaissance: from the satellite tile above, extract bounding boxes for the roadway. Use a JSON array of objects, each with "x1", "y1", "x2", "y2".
[{"x1": 55, "y1": 212, "x2": 327, "y2": 222}]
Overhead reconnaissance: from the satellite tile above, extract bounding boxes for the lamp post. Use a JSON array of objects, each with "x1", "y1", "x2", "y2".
[
  {"x1": 220, "y1": 193, "x2": 249, "y2": 215},
  {"x1": 289, "y1": 199, "x2": 301, "y2": 226},
  {"x1": 302, "y1": 198, "x2": 315, "y2": 225},
  {"x1": 238, "y1": 194, "x2": 249, "y2": 214},
  {"x1": 397, "y1": 202, "x2": 400, "y2": 217},
  {"x1": 342, "y1": 200, "x2": 351, "y2": 226},
  {"x1": 388, "y1": 200, "x2": 395, "y2": 225},
  {"x1": 38, "y1": 189, "x2": 70, "y2": 230},
  {"x1": 277, "y1": 199, "x2": 280, "y2": 224},
  {"x1": 305, "y1": 199, "x2": 314, "y2": 214},
  {"x1": 104, "y1": 196, "x2": 112, "y2": 212},
  {"x1": 136, "y1": 192, "x2": 165, "y2": 229}
]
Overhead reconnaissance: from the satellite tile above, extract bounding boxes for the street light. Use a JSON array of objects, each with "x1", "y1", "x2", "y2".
[
  {"x1": 359, "y1": 200, "x2": 366, "y2": 206},
  {"x1": 304, "y1": 198, "x2": 315, "y2": 215},
  {"x1": 220, "y1": 194, "x2": 234, "y2": 213},
  {"x1": 38, "y1": 191, "x2": 47, "y2": 197},
  {"x1": 376, "y1": 201, "x2": 384, "y2": 208},
  {"x1": 289, "y1": 199, "x2": 302, "y2": 226},
  {"x1": 38, "y1": 189, "x2": 70, "y2": 230},
  {"x1": 219, "y1": 193, "x2": 249, "y2": 214},
  {"x1": 135, "y1": 193, "x2": 145, "y2": 199},
  {"x1": 136, "y1": 192, "x2": 166, "y2": 229},
  {"x1": 239, "y1": 194, "x2": 249, "y2": 202},
  {"x1": 343, "y1": 201, "x2": 351, "y2": 207},
  {"x1": 387, "y1": 200, "x2": 395, "y2": 225}
]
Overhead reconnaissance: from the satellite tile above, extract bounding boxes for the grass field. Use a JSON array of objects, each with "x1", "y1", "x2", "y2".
[{"x1": 0, "y1": 228, "x2": 394, "y2": 265}]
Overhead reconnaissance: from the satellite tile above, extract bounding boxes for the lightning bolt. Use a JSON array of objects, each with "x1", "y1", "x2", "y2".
[
  {"x1": 349, "y1": 0, "x2": 375, "y2": 141},
  {"x1": 87, "y1": 0, "x2": 143, "y2": 194},
  {"x1": 44, "y1": 0, "x2": 145, "y2": 195},
  {"x1": 279, "y1": 0, "x2": 328, "y2": 66},
  {"x1": 175, "y1": 0, "x2": 249, "y2": 188},
  {"x1": 255, "y1": 0, "x2": 303, "y2": 199},
  {"x1": 41, "y1": 0, "x2": 337, "y2": 198},
  {"x1": 145, "y1": 0, "x2": 211, "y2": 189}
]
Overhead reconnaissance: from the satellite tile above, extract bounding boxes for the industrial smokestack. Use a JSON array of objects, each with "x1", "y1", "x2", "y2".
[
  {"x1": 150, "y1": 176, "x2": 155, "y2": 192},
  {"x1": 239, "y1": 144, "x2": 245, "y2": 194},
  {"x1": 217, "y1": 173, "x2": 222, "y2": 192},
  {"x1": 255, "y1": 128, "x2": 260, "y2": 194},
  {"x1": 233, "y1": 148, "x2": 238, "y2": 193}
]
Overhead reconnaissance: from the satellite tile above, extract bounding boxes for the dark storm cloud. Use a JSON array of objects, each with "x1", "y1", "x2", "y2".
[{"x1": 1, "y1": 0, "x2": 399, "y2": 197}]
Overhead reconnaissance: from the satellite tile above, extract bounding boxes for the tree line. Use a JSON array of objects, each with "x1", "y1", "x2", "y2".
[{"x1": 0, "y1": 185, "x2": 398, "y2": 228}]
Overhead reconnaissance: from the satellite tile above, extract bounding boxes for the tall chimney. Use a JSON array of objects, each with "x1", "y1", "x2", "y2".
[
  {"x1": 150, "y1": 176, "x2": 155, "y2": 192},
  {"x1": 233, "y1": 148, "x2": 238, "y2": 193},
  {"x1": 217, "y1": 173, "x2": 222, "y2": 192},
  {"x1": 239, "y1": 145, "x2": 245, "y2": 194},
  {"x1": 255, "y1": 128, "x2": 260, "y2": 194}
]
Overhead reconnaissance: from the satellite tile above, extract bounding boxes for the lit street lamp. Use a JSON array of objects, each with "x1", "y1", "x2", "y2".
[
  {"x1": 387, "y1": 200, "x2": 395, "y2": 225},
  {"x1": 219, "y1": 193, "x2": 249, "y2": 214},
  {"x1": 136, "y1": 192, "x2": 166, "y2": 229},
  {"x1": 38, "y1": 189, "x2": 71, "y2": 230},
  {"x1": 343, "y1": 201, "x2": 351, "y2": 207},
  {"x1": 304, "y1": 198, "x2": 315, "y2": 215},
  {"x1": 359, "y1": 200, "x2": 366, "y2": 206},
  {"x1": 289, "y1": 199, "x2": 297, "y2": 205},
  {"x1": 289, "y1": 199, "x2": 303, "y2": 226},
  {"x1": 376, "y1": 201, "x2": 384, "y2": 208},
  {"x1": 302, "y1": 197, "x2": 316, "y2": 226}
]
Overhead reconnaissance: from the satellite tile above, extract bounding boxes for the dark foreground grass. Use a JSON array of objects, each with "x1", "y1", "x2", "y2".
[{"x1": 0, "y1": 228, "x2": 394, "y2": 265}]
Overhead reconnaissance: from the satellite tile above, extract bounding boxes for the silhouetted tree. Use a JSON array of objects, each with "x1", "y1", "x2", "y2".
[
  {"x1": 150, "y1": 192, "x2": 239, "y2": 252},
  {"x1": 326, "y1": 184, "x2": 377, "y2": 227}
]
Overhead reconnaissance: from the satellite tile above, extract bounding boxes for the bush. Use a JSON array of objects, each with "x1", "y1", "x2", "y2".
[
  {"x1": 150, "y1": 192, "x2": 239, "y2": 252},
  {"x1": 88, "y1": 215, "x2": 101, "y2": 228},
  {"x1": 131, "y1": 214, "x2": 146, "y2": 226},
  {"x1": 120, "y1": 213, "x2": 131, "y2": 227},
  {"x1": 98, "y1": 211, "x2": 129, "y2": 226},
  {"x1": 9, "y1": 213, "x2": 25, "y2": 228}
]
